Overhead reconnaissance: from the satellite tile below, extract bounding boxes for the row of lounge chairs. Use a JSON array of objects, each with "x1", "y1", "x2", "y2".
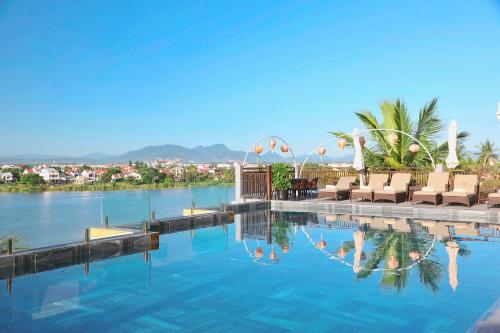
[{"x1": 318, "y1": 172, "x2": 498, "y2": 208}]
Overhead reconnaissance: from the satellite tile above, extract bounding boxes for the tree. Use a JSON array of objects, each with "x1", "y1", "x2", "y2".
[
  {"x1": 20, "y1": 173, "x2": 45, "y2": 186},
  {"x1": 138, "y1": 166, "x2": 165, "y2": 184},
  {"x1": 99, "y1": 167, "x2": 122, "y2": 183},
  {"x1": 330, "y1": 98, "x2": 469, "y2": 169},
  {"x1": 475, "y1": 139, "x2": 498, "y2": 166}
]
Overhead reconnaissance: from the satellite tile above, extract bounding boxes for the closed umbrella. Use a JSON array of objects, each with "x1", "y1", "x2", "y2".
[
  {"x1": 353, "y1": 230, "x2": 365, "y2": 273},
  {"x1": 352, "y1": 128, "x2": 366, "y2": 185},
  {"x1": 445, "y1": 120, "x2": 459, "y2": 169},
  {"x1": 446, "y1": 241, "x2": 459, "y2": 291}
]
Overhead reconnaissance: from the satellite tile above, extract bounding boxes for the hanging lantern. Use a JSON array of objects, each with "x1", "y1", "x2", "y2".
[
  {"x1": 409, "y1": 251, "x2": 420, "y2": 260},
  {"x1": 318, "y1": 146, "x2": 326, "y2": 162},
  {"x1": 281, "y1": 245, "x2": 289, "y2": 254},
  {"x1": 338, "y1": 247, "x2": 346, "y2": 258},
  {"x1": 255, "y1": 247, "x2": 263, "y2": 259},
  {"x1": 359, "y1": 136, "x2": 366, "y2": 149},
  {"x1": 388, "y1": 133, "x2": 398, "y2": 147},
  {"x1": 317, "y1": 240, "x2": 327, "y2": 250},
  {"x1": 337, "y1": 139, "x2": 347, "y2": 151},
  {"x1": 269, "y1": 138, "x2": 277, "y2": 152},
  {"x1": 254, "y1": 145, "x2": 264, "y2": 155},
  {"x1": 280, "y1": 144, "x2": 289, "y2": 153},
  {"x1": 318, "y1": 146, "x2": 327, "y2": 156},
  {"x1": 388, "y1": 255, "x2": 399, "y2": 269},
  {"x1": 409, "y1": 144, "x2": 420, "y2": 154},
  {"x1": 269, "y1": 249, "x2": 278, "y2": 261}
]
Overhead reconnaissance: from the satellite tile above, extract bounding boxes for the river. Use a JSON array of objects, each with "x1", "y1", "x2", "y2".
[{"x1": 0, "y1": 186, "x2": 234, "y2": 249}]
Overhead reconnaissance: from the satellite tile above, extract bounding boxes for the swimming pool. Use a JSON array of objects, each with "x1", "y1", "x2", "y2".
[{"x1": 1, "y1": 210, "x2": 500, "y2": 332}]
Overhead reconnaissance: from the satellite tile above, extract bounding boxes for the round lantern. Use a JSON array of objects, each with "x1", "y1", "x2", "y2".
[
  {"x1": 388, "y1": 255, "x2": 399, "y2": 269},
  {"x1": 317, "y1": 240, "x2": 327, "y2": 250},
  {"x1": 409, "y1": 144, "x2": 420, "y2": 154},
  {"x1": 269, "y1": 138, "x2": 277, "y2": 151},
  {"x1": 269, "y1": 249, "x2": 278, "y2": 261},
  {"x1": 255, "y1": 247, "x2": 263, "y2": 259},
  {"x1": 338, "y1": 247, "x2": 346, "y2": 258},
  {"x1": 359, "y1": 136, "x2": 366, "y2": 149},
  {"x1": 318, "y1": 146, "x2": 327, "y2": 156},
  {"x1": 337, "y1": 139, "x2": 347, "y2": 151},
  {"x1": 388, "y1": 133, "x2": 398, "y2": 146},
  {"x1": 254, "y1": 145, "x2": 264, "y2": 155},
  {"x1": 280, "y1": 144, "x2": 289, "y2": 153},
  {"x1": 409, "y1": 251, "x2": 420, "y2": 260}
]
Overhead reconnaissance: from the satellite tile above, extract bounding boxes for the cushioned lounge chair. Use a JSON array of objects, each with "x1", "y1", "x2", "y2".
[
  {"x1": 412, "y1": 172, "x2": 450, "y2": 206},
  {"x1": 351, "y1": 174, "x2": 389, "y2": 202},
  {"x1": 488, "y1": 189, "x2": 500, "y2": 208},
  {"x1": 373, "y1": 173, "x2": 412, "y2": 204},
  {"x1": 318, "y1": 176, "x2": 357, "y2": 201},
  {"x1": 442, "y1": 174, "x2": 479, "y2": 207}
]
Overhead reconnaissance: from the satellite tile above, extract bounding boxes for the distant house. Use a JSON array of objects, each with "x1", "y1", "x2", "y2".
[
  {"x1": 81, "y1": 170, "x2": 97, "y2": 182},
  {"x1": 23, "y1": 168, "x2": 34, "y2": 175},
  {"x1": 124, "y1": 172, "x2": 141, "y2": 180},
  {"x1": 1, "y1": 172, "x2": 14, "y2": 182},
  {"x1": 95, "y1": 169, "x2": 107, "y2": 181},
  {"x1": 39, "y1": 168, "x2": 60, "y2": 182},
  {"x1": 111, "y1": 173, "x2": 124, "y2": 181},
  {"x1": 171, "y1": 166, "x2": 184, "y2": 181},
  {"x1": 73, "y1": 175, "x2": 87, "y2": 184}
]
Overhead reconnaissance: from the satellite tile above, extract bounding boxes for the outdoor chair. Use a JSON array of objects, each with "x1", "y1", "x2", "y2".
[
  {"x1": 411, "y1": 172, "x2": 450, "y2": 206},
  {"x1": 318, "y1": 176, "x2": 357, "y2": 201},
  {"x1": 351, "y1": 174, "x2": 389, "y2": 202},
  {"x1": 373, "y1": 173, "x2": 412, "y2": 204},
  {"x1": 487, "y1": 189, "x2": 500, "y2": 208},
  {"x1": 442, "y1": 174, "x2": 479, "y2": 208}
]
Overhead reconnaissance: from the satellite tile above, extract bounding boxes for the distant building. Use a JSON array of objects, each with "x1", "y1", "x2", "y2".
[
  {"x1": 23, "y1": 168, "x2": 34, "y2": 175},
  {"x1": 1, "y1": 172, "x2": 14, "y2": 182},
  {"x1": 124, "y1": 172, "x2": 141, "y2": 180},
  {"x1": 39, "y1": 168, "x2": 60, "y2": 182},
  {"x1": 111, "y1": 173, "x2": 124, "y2": 181},
  {"x1": 73, "y1": 175, "x2": 87, "y2": 184},
  {"x1": 81, "y1": 170, "x2": 97, "y2": 182}
]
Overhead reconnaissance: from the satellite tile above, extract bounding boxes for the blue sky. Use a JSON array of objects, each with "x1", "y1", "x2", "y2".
[{"x1": 0, "y1": 0, "x2": 499, "y2": 156}]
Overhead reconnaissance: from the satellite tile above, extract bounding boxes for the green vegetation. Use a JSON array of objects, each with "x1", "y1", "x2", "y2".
[
  {"x1": 331, "y1": 98, "x2": 469, "y2": 169},
  {"x1": 271, "y1": 163, "x2": 292, "y2": 190},
  {"x1": 475, "y1": 139, "x2": 498, "y2": 167},
  {"x1": 0, "y1": 179, "x2": 234, "y2": 193},
  {"x1": 20, "y1": 173, "x2": 45, "y2": 186}
]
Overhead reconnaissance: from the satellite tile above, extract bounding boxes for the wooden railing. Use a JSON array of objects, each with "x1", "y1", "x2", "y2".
[
  {"x1": 241, "y1": 166, "x2": 271, "y2": 199},
  {"x1": 299, "y1": 166, "x2": 489, "y2": 188}
]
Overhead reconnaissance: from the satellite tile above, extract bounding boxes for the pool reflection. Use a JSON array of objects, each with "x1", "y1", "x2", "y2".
[{"x1": 235, "y1": 211, "x2": 499, "y2": 293}]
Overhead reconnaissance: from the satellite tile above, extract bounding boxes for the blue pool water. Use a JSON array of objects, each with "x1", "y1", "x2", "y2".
[
  {"x1": 0, "y1": 186, "x2": 234, "y2": 248},
  {"x1": 1, "y1": 211, "x2": 500, "y2": 332}
]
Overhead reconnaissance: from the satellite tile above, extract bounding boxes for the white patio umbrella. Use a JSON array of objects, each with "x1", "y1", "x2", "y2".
[
  {"x1": 445, "y1": 119, "x2": 459, "y2": 169},
  {"x1": 352, "y1": 128, "x2": 366, "y2": 185}
]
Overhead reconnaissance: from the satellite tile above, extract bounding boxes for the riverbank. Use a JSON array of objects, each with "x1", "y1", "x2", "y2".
[{"x1": 0, "y1": 181, "x2": 235, "y2": 193}]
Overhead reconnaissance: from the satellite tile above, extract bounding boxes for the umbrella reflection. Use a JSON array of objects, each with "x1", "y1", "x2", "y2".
[{"x1": 446, "y1": 241, "x2": 459, "y2": 291}]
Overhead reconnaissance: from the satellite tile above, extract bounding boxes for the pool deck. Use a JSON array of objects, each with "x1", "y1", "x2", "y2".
[{"x1": 272, "y1": 199, "x2": 500, "y2": 224}]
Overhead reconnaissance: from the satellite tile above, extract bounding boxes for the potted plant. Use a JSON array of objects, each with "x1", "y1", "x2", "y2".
[{"x1": 272, "y1": 163, "x2": 292, "y2": 200}]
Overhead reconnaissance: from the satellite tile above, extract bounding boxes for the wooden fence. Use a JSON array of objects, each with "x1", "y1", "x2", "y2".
[
  {"x1": 239, "y1": 164, "x2": 494, "y2": 200},
  {"x1": 241, "y1": 166, "x2": 272, "y2": 199}
]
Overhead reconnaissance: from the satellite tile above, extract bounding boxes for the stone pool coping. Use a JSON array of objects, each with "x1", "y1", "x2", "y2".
[{"x1": 272, "y1": 199, "x2": 500, "y2": 224}]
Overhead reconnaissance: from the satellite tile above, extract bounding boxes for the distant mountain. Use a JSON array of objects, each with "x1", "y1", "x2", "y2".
[{"x1": 0, "y1": 144, "x2": 353, "y2": 164}]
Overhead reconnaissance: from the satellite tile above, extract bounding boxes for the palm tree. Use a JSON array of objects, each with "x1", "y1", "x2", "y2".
[
  {"x1": 331, "y1": 98, "x2": 469, "y2": 169},
  {"x1": 475, "y1": 139, "x2": 498, "y2": 166}
]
